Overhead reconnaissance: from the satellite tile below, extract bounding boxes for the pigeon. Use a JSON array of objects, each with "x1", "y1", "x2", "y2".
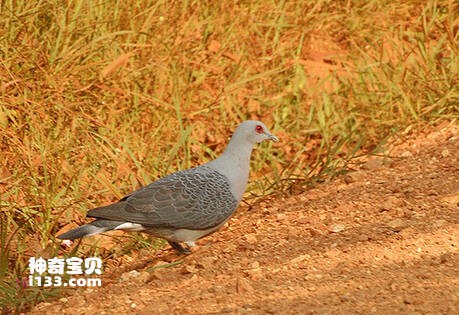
[{"x1": 57, "y1": 120, "x2": 278, "y2": 253}]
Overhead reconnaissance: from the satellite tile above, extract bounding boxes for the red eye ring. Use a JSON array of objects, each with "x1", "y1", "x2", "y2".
[{"x1": 255, "y1": 125, "x2": 264, "y2": 134}]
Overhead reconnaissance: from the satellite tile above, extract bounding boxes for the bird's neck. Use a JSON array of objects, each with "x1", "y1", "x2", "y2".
[
  {"x1": 207, "y1": 137, "x2": 254, "y2": 201},
  {"x1": 221, "y1": 140, "x2": 253, "y2": 174}
]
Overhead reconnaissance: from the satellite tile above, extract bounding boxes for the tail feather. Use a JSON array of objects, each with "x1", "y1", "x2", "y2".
[{"x1": 57, "y1": 220, "x2": 126, "y2": 240}]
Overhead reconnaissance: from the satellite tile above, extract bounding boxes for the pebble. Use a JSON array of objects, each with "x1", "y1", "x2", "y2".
[
  {"x1": 344, "y1": 174, "x2": 356, "y2": 184},
  {"x1": 362, "y1": 158, "x2": 384, "y2": 170},
  {"x1": 328, "y1": 224, "x2": 345, "y2": 233},
  {"x1": 246, "y1": 267, "x2": 263, "y2": 281},
  {"x1": 120, "y1": 270, "x2": 140, "y2": 282},
  {"x1": 387, "y1": 218, "x2": 408, "y2": 232},
  {"x1": 245, "y1": 234, "x2": 258, "y2": 244},
  {"x1": 400, "y1": 150, "x2": 413, "y2": 157},
  {"x1": 290, "y1": 254, "x2": 311, "y2": 264},
  {"x1": 379, "y1": 196, "x2": 401, "y2": 211}
]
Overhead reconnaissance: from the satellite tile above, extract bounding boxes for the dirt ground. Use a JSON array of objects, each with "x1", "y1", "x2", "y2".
[{"x1": 31, "y1": 123, "x2": 458, "y2": 314}]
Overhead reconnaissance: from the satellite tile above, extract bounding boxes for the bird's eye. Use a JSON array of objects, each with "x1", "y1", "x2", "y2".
[{"x1": 255, "y1": 125, "x2": 264, "y2": 134}]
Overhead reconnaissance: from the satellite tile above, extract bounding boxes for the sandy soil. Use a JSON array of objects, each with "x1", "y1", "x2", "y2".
[{"x1": 31, "y1": 123, "x2": 458, "y2": 314}]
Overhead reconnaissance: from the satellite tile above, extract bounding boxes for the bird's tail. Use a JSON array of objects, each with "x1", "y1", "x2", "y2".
[{"x1": 57, "y1": 220, "x2": 126, "y2": 240}]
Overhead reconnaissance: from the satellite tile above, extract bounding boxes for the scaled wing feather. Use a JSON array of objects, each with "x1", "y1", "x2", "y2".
[{"x1": 87, "y1": 166, "x2": 237, "y2": 230}]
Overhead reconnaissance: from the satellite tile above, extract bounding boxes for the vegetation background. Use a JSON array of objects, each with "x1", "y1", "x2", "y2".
[{"x1": 0, "y1": 0, "x2": 457, "y2": 312}]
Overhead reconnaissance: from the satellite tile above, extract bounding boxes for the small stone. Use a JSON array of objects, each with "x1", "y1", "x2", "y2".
[
  {"x1": 245, "y1": 234, "x2": 258, "y2": 244},
  {"x1": 276, "y1": 213, "x2": 288, "y2": 221},
  {"x1": 133, "y1": 271, "x2": 148, "y2": 282},
  {"x1": 328, "y1": 224, "x2": 345, "y2": 233},
  {"x1": 290, "y1": 254, "x2": 311, "y2": 264},
  {"x1": 309, "y1": 228, "x2": 323, "y2": 236},
  {"x1": 362, "y1": 158, "x2": 384, "y2": 170},
  {"x1": 380, "y1": 196, "x2": 401, "y2": 211},
  {"x1": 181, "y1": 264, "x2": 198, "y2": 274},
  {"x1": 387, "y1": 218, "x2": 408, "y2": 232},
  {"x1": 441, "y1": 193, "x2": 459, "y2": 206},
  {"x1": 400, "y1": 150, "x2": 413, "y2": 158},
  {"x1": 246, "y1": 267, "x2": 263, "y2": 281},
  {"x1": 189, "y1": 274, "x2": 200, "y2": 283},
  {"x1": 59, "y1": 298, "x2": 68, "y2": 303},
  {"x1": 343, "y1": 174, "x2": 355, "y2": 184},
  {"x1": 120, "y1": 270, "x2": 140, "y2": 282},
  {"x1": 441, "y1": 149, "x2": 450, "y2": 158},
  {"x1": 403, "y1": 296, "x2": 421, "y2": 305}
]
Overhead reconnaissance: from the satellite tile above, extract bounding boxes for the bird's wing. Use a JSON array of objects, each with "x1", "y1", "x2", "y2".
[{"x1": 87, "y1": 166, "x2": 238, "y2": 230}]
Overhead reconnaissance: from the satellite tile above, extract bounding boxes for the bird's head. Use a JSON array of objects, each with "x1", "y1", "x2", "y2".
[{"x1": 236, "y1": 120, "x2": 279, "y2": 144}]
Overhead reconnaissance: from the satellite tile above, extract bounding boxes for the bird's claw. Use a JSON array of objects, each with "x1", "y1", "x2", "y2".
[{"x1": 168, "y1": 241, "x2": 191, "y2": 255}]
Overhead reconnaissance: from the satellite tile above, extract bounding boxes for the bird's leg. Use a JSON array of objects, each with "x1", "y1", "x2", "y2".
[{"x1": 167, "y1": 241, "x2": 191, "y2": 255}]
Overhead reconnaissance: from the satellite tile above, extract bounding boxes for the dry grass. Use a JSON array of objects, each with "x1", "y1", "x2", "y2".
[{"x1": 0, "y1": 0, "x2": 457, "y2": 312}]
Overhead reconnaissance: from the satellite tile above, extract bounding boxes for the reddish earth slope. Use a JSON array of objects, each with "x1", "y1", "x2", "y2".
[{"x1": 32, "y1": 123, "x2": 458, "y2": 314}]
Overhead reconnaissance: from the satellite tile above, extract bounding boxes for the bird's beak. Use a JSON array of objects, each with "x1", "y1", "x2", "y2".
[{"x1": 267, "y1": 134, "x2": 279, "y2": 142}]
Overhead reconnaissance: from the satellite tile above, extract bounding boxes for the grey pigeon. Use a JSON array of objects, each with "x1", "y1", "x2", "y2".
[{"x1": 57, "y1": 120, "x2": 278, "y2": 253}]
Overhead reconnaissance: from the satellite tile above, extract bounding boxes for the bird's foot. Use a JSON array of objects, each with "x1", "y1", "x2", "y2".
[{"x1": 168, "y1": 241, "x2": 191, "y2": 255}]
